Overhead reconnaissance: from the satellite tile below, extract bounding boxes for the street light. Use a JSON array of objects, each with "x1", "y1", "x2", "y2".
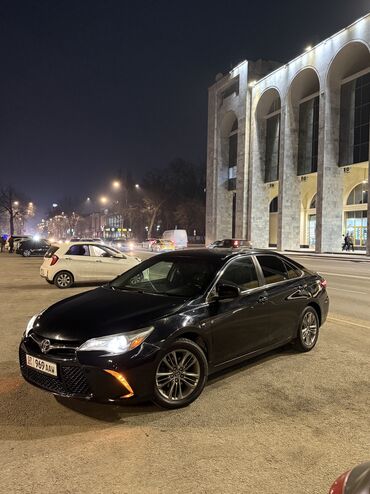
[
  {"x1": 112, "y1": 180, "x2": 121, "y2": 190},
  {"x1": 13, "y1": 201, "x2": 19, "y2": 206},
  {"x1": 100, "y1": 196, "x2": 109, "y2": 205},
  {"x1": 135, "y1": 184, "x2": 140, "y2": 189}
]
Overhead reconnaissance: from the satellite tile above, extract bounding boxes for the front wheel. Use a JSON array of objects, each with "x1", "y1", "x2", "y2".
[
  {"x1": 294, "y1": 306, "x2": 319, "y2": 352},
  {"x1": 152, "y1": 338, "x2": 208, "y2": 409},
  {"x1": 54, "y1": 271, "x2": 74, "y2": 289},
  {"x1": 22, "y1": 250, "x2": 31, "y2": 257}
]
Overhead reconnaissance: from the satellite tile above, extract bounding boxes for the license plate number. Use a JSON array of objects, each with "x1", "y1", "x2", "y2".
[{"x1": 26, "y1": 354, "x2": 57, "y2": 376}]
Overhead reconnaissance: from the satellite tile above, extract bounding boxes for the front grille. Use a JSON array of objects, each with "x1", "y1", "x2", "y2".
[
  {"x1": 62, "y1": 366, "x2": 91, "y2": 395},
  {"x1": 20, "y1": 348, "x2": 91, "y2": 396}
]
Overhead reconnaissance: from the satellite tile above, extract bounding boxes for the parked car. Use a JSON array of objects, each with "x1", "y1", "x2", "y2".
[
  {"x1": 20, "y1": 249, "x2": 328, "y2": 409},
  {"x1": 329, "y1": 461, "x2": 370, "y2": 493},
  {"x1": 16, "y1": 239, "x2": 50, "y2": 257},
  {"x1": 6, "y1": 235, "x2": 32, "y2": 251},
  {"x1": 150, "y1": 239, "x2": 175, "y2": 252},
  {"x1": 208, "y1": 239, "x2": 252, "y2": 249},
  {"x1": 162, "y1": 229, "x2": 188, "y2": 249},
  {"x1": 40, "y1": 242, "x2": 141, "y2": 288}
]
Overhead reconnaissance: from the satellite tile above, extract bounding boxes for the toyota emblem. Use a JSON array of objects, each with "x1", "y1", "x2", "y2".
[{"x1": 41, "y1": 339, "x2": 51, "y2": 354}]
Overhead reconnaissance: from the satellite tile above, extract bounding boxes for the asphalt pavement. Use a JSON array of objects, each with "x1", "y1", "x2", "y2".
[{"x1": 0, "y1": 251, "x2": 369, "y2": 494}]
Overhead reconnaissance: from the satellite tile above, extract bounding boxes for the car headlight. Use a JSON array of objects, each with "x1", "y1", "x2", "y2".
[
  {"x1": 77, "y1": 326, "x2": 154, "y2": 355},
  {"x1": 25, "y1": 313, "x2": 40, "y2": 337}
]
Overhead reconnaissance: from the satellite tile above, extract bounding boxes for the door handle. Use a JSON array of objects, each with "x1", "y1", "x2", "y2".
[{"x1": 258, "y1": 295, "x2": 268, "y2": 304}]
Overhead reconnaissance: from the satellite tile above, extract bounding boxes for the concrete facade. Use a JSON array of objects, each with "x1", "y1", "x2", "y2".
[{"x1": 206, "y1": 14, "x2": 370, "y2": 254}]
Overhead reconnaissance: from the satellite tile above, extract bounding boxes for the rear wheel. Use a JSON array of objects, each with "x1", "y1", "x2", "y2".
[
  {"x1": 54, "y1": 271, "x2": 74, "y2": 289},
  {"x1": 152, "y1": 338, "x2": 208, "y2": 409},
  {"x1": 22, "y1": 250, "x2": 31, "y2": 257},
  {"x1": 294, "y1": 306, "x2": 319, "y2": 352}
]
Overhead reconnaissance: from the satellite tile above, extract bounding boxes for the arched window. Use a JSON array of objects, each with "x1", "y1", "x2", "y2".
[
  {"x1": 269, "y1": 196, "x2": 278, "y2": 213},
  {"x1": 309, "y1": 194, "x2": 317, "y2": 209},
  {"x1": 347, "y1": 183, "x2": 368, "y2": 205}
]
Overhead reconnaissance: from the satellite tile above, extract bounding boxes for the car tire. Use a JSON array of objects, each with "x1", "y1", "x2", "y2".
[
  {"x1": 22, "y1": 250, "x2": 31, "y2": 257},
  {"x1": 54, "y1": 271, "x2": 74, "y2": 289},
  {"x1": 152, "y1": 338, "x2": 208, "y2": 410},
  {"x1": 294, "y1": 306, "x2": 319, "y2": 352}
]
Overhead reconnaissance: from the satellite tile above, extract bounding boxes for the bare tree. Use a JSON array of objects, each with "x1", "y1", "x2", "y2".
[{"x1": 0, "y1": 186, "x2": 28, "y2": 235}]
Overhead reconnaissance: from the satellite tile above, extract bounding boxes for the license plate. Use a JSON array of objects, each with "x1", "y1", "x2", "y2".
[{"x1": 26, "y1": 354, "x2": 57, "y2": 376}]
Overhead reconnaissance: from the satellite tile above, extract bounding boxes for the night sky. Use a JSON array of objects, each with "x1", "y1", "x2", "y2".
[{"x1": 0, "y1": 0, "x2": 368, "y2": 217}]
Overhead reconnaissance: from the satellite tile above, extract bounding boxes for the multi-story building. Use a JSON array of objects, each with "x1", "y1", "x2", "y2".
[{"x1": 206, "y1": 14, "x2": 370, "y2": 253}]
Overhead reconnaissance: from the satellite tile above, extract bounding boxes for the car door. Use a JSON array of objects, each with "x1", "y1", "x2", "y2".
[
  {"x1": 254, "y1": 254, "x2": 308, "y2": 343},
  {"x1": 89, "y1": 245, "x2": 128, "y2": 280},
  {"x1": 208, "y1": 256, "x2": 277, "y2": 365},
  {"x1": 63, "y1": 244, "x2": 96, "y2": 281}
]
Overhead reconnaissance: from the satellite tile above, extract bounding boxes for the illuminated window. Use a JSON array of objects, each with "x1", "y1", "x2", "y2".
[{"x1": 347, "y1": 183, "x2": 368, "y2": 205}]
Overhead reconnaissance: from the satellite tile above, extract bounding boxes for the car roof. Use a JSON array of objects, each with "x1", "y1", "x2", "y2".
[{"x1": 157, "y1": 248, "x2": 277, "y2": 261}]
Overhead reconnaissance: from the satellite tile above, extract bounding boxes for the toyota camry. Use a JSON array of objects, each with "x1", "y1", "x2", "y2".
[{"x1": 19, "y1": 249, "x2": 329, "y2": 409}]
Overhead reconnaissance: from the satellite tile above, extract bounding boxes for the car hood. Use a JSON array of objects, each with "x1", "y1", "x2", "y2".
[{"x1": 33, "y1": 287, "x2": 187, "y2": 342}]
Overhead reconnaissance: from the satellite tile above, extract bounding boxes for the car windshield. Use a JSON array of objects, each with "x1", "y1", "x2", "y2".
[{"x1": 109, "y1": 256, "x2": 220, "y2": 298}]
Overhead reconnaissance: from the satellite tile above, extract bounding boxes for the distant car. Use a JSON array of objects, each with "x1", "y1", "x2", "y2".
[
  {"x1": 142, "y1": 238, "x2": 157, "y2": 250},
  {"x1": 40, "y1": 242, "x2": 141, "y2": 288},
  {"x1": 20, "y1": 249, "x2": 328, "y2": 409},
  {"x1": 208, "y1": 239, "x2": 252, "y2": 249},
  {"x1": 329, "y1": 461, "x2": 370, "y2": 493},
  {"x1": 16, "y1": 239, "x2": 50, "y2": 257},
  {"x1": 151, "y1": 239, "x2": 175, "y2": 252},
  {"x1": 162, "y1": 229, "x2": 188, "y2": 249},
  {"x1": 110, "y1": 239, "x2": 136, "y2": 251}
]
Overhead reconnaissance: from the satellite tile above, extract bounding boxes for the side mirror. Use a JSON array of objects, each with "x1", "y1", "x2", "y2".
[{"x1": 216, "y1": 283, "x2": 240, "y2": 300}]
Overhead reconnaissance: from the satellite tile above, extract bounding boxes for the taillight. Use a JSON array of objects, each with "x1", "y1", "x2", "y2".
[
  {"x1": 50, "y1": 255, "x2": 59, "y2": 266},
  {"x1": 320, "y1": 278, "x2": 327, "y2": 288}
]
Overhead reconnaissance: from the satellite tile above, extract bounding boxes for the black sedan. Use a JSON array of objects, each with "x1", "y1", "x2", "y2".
[
  {"x1": 19, "y1": 249, "x2": 329, "y2": 409},
  {"x1": 16, "y1": 239, "x2": 50, "y2": 257}
]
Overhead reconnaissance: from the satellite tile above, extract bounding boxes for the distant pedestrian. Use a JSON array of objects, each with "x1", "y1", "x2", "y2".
[
  {"x1": 0, "y1": 237, "x2": 5, "y2": 253},
  {"x1": 8, "y1": 236, "x2": 14, "y2": 253},
  {"x1": 348, "y1": 234, "x2": 355, "y2": 252},
  {"x1": 342, "y1": 234, "x2": 349, "y2": 251}
]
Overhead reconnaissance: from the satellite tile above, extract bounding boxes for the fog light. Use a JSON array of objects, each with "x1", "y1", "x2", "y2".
[{"x1": 104, "y1": 370, "x2": 134, "y2": 398}]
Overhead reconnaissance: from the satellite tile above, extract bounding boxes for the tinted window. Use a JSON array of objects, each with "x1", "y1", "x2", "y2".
[
  {"x1": 284, "y1": 261, "x2": 302, "y2": 279},
  {"x1": 219, "y1": 257, "x2": 259, "y2": 291},
  {"x1": 110, "y1": 258, "x2": 219, "y2": 297},
  {"x1": 257, "y1": 255, "x2": 288, "y2": 284},
  {"x1": 45, "y1": 246, "x2": 59, "y2": 258},
  {"x1": 66, "y1": 244, "x2": 90, "y2": 256}
]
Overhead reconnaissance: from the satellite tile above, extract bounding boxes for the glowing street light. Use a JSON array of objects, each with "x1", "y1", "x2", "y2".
[
  {"x1": 135, "y1": 184, "x2": 140, "y2": 189},
  {"x1": 100, "y1": 196, "x2": 109, "y2": 205},
  {"x1": 112, "y1": 180, "x2": 121, "y2": 189},
  {"x1": 13, "y1": 201, "x2": 19, "y2": 206}
]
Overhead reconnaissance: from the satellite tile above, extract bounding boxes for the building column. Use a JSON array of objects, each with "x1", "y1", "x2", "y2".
[
  {"x1": 249, "y1": 113, "x2": 270, "y2": 248},
  {"x1": 205, "y1": 89, "x2": 218, "y2": 245},
  {"x1": 316, "y1": 88, "x2": 343, "y2": 253},
  {"x1": 278, "y1": 101, "x2": 301, "y2": 251}
]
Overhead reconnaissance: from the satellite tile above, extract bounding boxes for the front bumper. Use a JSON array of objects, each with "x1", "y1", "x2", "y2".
[{"x1": 19, "y1": 337, "x2": 160, "y2": 403}]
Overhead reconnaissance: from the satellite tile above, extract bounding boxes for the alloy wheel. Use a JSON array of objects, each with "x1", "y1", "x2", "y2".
[
  {"x1": 301, "y1": 311, "x2": 318, "y2": 347},
  {"x1": 155, "y1": 349, "x2": 201, "y2": 401}
]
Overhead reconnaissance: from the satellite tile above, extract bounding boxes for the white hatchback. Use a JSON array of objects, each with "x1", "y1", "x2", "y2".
[{"x1": 40, "y1": 242, "x2": 141, "y2": 288}]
